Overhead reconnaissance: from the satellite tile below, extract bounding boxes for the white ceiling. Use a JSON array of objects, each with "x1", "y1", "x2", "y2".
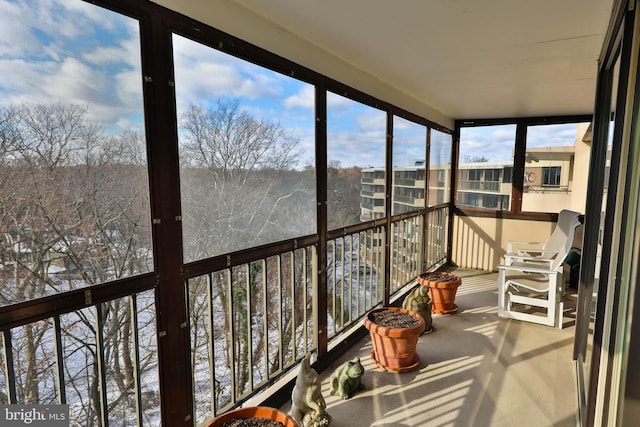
[{"x1": 156, "y1": 0, "x2": 614, "y2": 122}]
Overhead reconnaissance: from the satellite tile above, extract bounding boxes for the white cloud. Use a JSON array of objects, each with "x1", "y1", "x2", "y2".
[
  {"x1": 356, "y1": 110, "x2": 386, "y2": 133},
  {"x1": 172, "y1": 34, "x2": 284, "y2": 113},
  {"x1": 527, "y1": 123, "x2": 581, "y2": 147},
  {"x1": 0, "y1": 0, "x2": 146, "y2": 132},
  {"x1": 0, "y1": 1, "x2": 42, "y2": 57},
  {"x1": 284, "y1": 86, "x2": 314, "y2": 109}
]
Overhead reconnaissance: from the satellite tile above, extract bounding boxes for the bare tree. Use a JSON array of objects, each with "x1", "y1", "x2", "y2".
[
  {"x1": 179, "y1": 99, "x2": 316, "y2": 416},
  {"x1": 0, "y1": 103, "x2": 155, "y2": 426}
]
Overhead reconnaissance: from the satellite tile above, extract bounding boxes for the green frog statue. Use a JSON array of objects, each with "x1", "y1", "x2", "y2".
[{"x1": 329, "y1": 356, "x2": 365, "y2": 400}]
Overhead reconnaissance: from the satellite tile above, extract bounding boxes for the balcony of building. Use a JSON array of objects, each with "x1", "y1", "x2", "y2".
[
  {"x1": 278, "y1": 268, "x2": 579, "y2": 427},
  {"x1": 2, "y1": 1, "x2": 639, "y2": 427}
]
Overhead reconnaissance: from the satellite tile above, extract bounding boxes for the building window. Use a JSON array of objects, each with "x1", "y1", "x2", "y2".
[
  {"x1": 484, "y1": 195, "x2": 498, "y2": 209},
  {"x1": 469, "y1": 169, "x2": 481, "y2": 181},
  {"x1": 328, "y1": 93, "x2": 386, "y2": 230},
  {"x1": 391, "y1": 116, "x2": 426, "y2": 215},
  {"x1": 543, "y1": 166, "x2": 561, "y2": 186},
  {"x1": 485, "y1": 169, "x2": 500, "y2": 182},
  {"x1": 502, "y1": 167, "x2": 513, "y2": 183},
  {"x1": 458, "y1": 124, "x2": 516, "y2": 211}
]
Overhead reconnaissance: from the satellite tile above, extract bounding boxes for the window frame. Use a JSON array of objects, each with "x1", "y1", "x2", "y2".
[
  {"x1": 542, "y1": 166, "x2": 562, "y2": 187},
  {"x1": 455, "y1": 115, "x2": 592, "y2": 219}
]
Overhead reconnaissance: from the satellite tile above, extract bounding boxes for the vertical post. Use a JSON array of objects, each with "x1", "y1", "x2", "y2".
[
  {"x1": 315, "y1": 86, "x2": 328, "y2": 358},
  {"x1": 246, "y1": 262, "x2": 254, "y2": 392},
  {"x1": 53, "y1": 316, "x2": 66, "y2": 405},
  {"x1": 422, "y1": 128, "x2": 431, "y2": 272},
  {"x1": 130, "y1": 295, "x2": 144, "y2": 427},
  {"x1": 95, "y1": 304, "x2": 109, "y2": 427},
  {"x1": 448, "y1": 127, "x2": 459, "y2": 265},
  {"x1": 512, "y1": 122, "x2": 527, "y2": 214},
  {"x1": 384, "y1": 113, "x2": 394, "y2": 305},
  {"x1": 3, "y1": 330, "x2": 16, "y2": 404},
  {"x1": 141, "y1": 10, "x2": 193, "y2": 426},
  {"x1": 226, "y1": 268, "x2": 236, "y2": 404}
]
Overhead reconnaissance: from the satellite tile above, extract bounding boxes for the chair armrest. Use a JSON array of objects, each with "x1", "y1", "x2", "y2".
[
  {"x1": 506, "y1": 240, "x2": 544, "y2": 253},
  {"x1": 504, "y1": 254, "x2": 555, "y2": 264},
  {"x1": 498, "y1": 263, "x2": 560, "y2": 275},
  {"x1": 516, "y1": 249, "x2": 558, "y2": 256}
]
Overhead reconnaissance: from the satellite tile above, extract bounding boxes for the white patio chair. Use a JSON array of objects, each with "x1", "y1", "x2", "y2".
[
  {"x1": 503, "y1": 209, "x2": 581, "y2": 267},
  {"x1": 497, "y1": 211, "x2": 582, "y2": 328}
]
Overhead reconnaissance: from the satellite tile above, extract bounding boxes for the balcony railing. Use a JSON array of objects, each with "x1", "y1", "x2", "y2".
[
  {"x1": 0, "y1": 205, "x2": 450, "y2": 426},
  {"x1": 458, "y1": 180, "x2": 501, "y2": 192},
  {"x1": 0, "y1": 289, "x2": 160, "y2": 425}
]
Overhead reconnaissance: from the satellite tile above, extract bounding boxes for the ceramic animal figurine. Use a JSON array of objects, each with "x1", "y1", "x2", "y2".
[
  {"x1": 329, "y1": 356, "x2": 364, "y2": 400},
  {"x1": 291, "y1": 354, "x2": 331, "y2": 427},
  {"x1": 403, "y1": 285, "x2": 434, "y2": 333}
]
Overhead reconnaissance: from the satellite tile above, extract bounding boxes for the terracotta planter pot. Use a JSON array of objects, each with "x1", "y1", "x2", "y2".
[
  {"x1": 364, "y1": 307, "x2": 425, "y2": 372},
  {"x1": 418, "y1": 272, "x2": 462, "y2": 314},
  {"x1": 205, "y1": 406, "x2": 299, "y2": 427}
]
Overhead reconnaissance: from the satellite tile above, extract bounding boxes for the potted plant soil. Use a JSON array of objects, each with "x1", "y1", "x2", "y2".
[
  {"x1": 417, "y1": 271, "x2": 462, "y2": 314},
  {"x1": 205, "y1": 406, "x2": 299, "y2": 427},
  {"x1": 364, "y1": 307, "x2": 425, "y2": 372}
]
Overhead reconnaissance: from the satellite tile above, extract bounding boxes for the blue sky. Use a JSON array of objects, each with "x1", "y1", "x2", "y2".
[
  {"x1": 1, "y1": 0, "x2": 582, "y2": 170},
  {"x1": 0, "y1": 0, "x2": 144, "y2": 132},
  {"x1": 459, "y1": 122, "x2": 587, "y2": 164},
  {"x1": 0, "y1": 0, "x2": 438, "y2": 170}
]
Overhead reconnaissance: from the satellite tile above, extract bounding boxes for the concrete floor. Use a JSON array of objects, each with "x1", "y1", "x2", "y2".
[{"x1": 284, "y1": 268, "x2": 578, "y2": 427}]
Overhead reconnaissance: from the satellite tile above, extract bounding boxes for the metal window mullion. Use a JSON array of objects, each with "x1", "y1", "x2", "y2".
[
  {"x1": 95, "y1": 304, "x2": 109, "y2": 427},
  {"x1": 53, "y1": 316, "x2": 66, "y2": 405},
  {"x1": 246, "y1": 262, "x2": 253, "y2": 393},
  {"x1": 129, "y1": 295, "x2": 143, "y2": 427},
  {"x1": 3, "y1": 330, "x2": 17, "y2": 404},
  {"x1": 226, "y1": 268, "x2": 236, "y2": 405}
]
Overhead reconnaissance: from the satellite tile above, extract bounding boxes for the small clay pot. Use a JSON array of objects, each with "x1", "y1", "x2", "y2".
[
  {"x1": 418, "y1": 272, "x2": 462, "y2": 314},
  {"x1": 364, "y1": 307, "x2": 425, "y2": 372}
]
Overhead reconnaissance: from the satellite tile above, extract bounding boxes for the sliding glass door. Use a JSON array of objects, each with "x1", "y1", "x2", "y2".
[{"x1": 574, "y1": 2, "x2": 640, "y2": 425}]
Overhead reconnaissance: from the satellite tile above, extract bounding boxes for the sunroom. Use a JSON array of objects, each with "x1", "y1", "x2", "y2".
[{"x1": 1, "y1": 0, "x2": 639, "y2": 426}]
